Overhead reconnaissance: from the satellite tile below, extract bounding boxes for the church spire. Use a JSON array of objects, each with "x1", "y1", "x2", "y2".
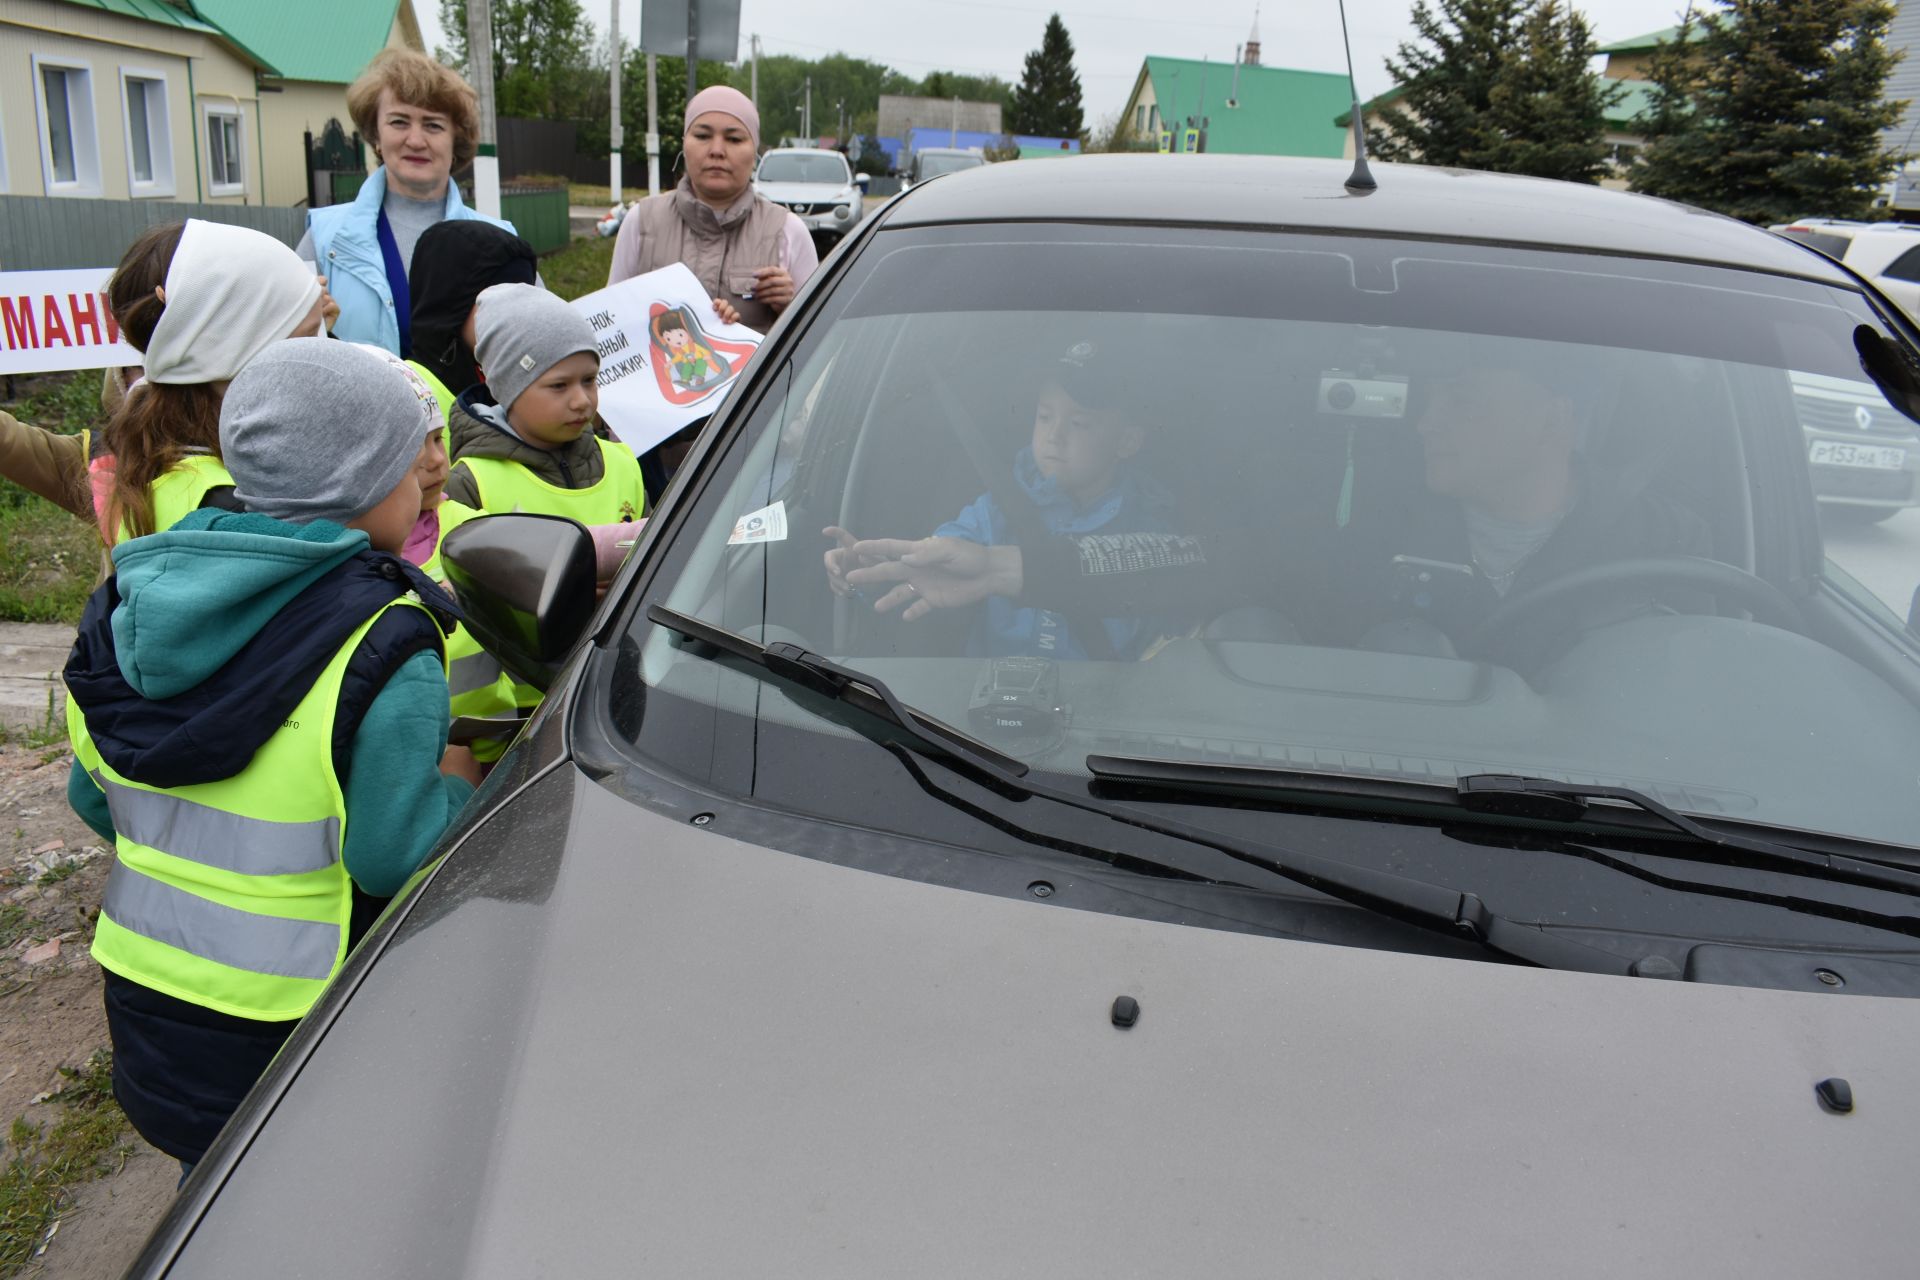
[{"x1": 1246, "y1": 4, "x2": 1262, "y2": 65}]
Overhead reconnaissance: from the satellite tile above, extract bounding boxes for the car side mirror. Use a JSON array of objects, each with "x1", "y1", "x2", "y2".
[
  {"x1": 441, "y1": 513, "x2": 596, "y2": 693},
  {"x1": 855, "y1": 173, "x2": 870, "y2": 189}
]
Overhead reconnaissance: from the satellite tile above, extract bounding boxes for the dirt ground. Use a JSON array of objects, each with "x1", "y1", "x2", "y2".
[{"x1": 2, "y1": 741, "x2": 177, "y2": 1278}]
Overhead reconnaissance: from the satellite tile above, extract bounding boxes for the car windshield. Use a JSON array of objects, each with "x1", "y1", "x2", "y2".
[
  {"x1": 621, "y1": 223, "x2": 1920, "y2": 851},
  {"x1": 918, "y1": 153, "x2": 984, "y2": 178},
  {"x1": 758, "y1": 153, "x2": 850, "y2": 185}
]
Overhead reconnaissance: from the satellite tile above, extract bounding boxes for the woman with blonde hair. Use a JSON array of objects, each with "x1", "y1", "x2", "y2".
[{"x1": 300, "y1": 48, "x2": 516, "y2": 356}]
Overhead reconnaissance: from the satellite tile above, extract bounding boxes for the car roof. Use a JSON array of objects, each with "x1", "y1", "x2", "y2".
[
  {"x1": 878, "y1": 154, "x2": 1851, "y2": 282},
  {"x1": 762, "y1": 148, "x2": 845, "y2": 160}
]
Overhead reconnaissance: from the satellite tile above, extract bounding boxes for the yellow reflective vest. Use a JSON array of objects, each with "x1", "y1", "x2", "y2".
[
  {"x1": 117, "y1": 453, "x2": 233, "y2": 544},
  {"x1": 450, "y1": 439, "x2": 645, "y2": 738},
  {"x1": 72, "y1": 597, "x2": 444, "y2": 1023}
]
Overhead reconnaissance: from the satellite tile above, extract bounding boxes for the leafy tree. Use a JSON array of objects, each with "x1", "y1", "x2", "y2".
[
  {"x1": 1369, "y1": 0, "x2": 1527, "y2": 167},
  {"x1": 436, "y1": 0, "x2": 595, "y2": 119},
  {"x1": 1010, "y1": 14, "x2": 1085, "y2": 139},
  {"x1": 1464, "y1": 1, "x2": 1622, "y2": 182},
  {"x1": 1631, "y1": 0, "x2": 1908, "y2": 222}
]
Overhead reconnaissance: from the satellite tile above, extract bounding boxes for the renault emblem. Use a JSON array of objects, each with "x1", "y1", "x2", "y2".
[{"x1": 1856, "y1": 404, "x2": 1876, "y2": 431}]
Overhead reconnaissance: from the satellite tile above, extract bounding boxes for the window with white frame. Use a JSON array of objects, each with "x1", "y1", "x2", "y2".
[
  {"x1": 121, "y1": 71, "x2": 174, "y2": 197},
  {"x1": 204, "y1": 103, "x2": 244, "y2": 196},
  {"x1": 33, "y1": 56, "x2": 102, "y2": 197}
]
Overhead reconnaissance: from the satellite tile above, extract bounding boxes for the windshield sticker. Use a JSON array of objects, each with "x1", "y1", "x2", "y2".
[{"x1": 728, "y1": 500, "x2": 788, "y2": 546}]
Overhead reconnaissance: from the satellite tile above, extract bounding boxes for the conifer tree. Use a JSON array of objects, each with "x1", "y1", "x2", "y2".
[
  {"x1": 1466, "y1": 1, "x2": 1622, "y2": 182},
  {"x1": 1631, "y1": 0, "x2": 1908, "y2": 223},
  {"x1": 1369, "y1": 0, "x2": 1528, "y2": 167},
  {"x1": 1010, "y1": 15, "x2": 1086, "y2": 139}
]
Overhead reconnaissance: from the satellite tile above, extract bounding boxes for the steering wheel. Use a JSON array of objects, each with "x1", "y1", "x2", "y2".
[{"x1": 1466, "y1": 556, "x2": 1807, "y2": 658}]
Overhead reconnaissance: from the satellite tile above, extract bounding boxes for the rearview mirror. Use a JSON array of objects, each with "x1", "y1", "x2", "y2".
[{"x1": 441, "y1": 514, "x2": 596, "y2": 693}]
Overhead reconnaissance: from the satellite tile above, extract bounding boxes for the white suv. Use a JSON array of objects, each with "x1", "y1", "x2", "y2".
[
  {"x1": 1772, "y1": 218, "x2": 1920, "y2": 320},
  {"x1": 753, "y1": 148, "x2": 867, "y2": 245}
]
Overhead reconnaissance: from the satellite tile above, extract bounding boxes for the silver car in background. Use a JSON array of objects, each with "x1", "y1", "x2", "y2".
[{"x1": 753, "y1": 147, "x2": 867, "y2": 246}]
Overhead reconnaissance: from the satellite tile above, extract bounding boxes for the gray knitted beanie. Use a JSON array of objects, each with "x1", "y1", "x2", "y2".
[
  {"x1": 473, "y1": 283, "x2": 598, "y2": 414},
  {"x1": 220, "y1": 339, "x2": 435, "y2": 526}
]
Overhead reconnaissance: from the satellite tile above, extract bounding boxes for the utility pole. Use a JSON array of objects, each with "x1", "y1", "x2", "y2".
[
  {"x1": 685, "y1": 0, "x2": 698, "y2": 105},
  {"x1": 608, "y1": 0, "x2": 622, "y2": 204},
  {"x1": 950, "y1": 94, "x2": 958, "y2": 147},
  {"x1": 467, "y1": 0, "x2": 500, "y2": 217},
  {"x1": 646, "y1": 52, "x2": 660, "y2": 196},
  {"x1": 804, "y1": 77, "x2": 813, "y2": 143},
  {"x1": 750, "y1": 34, "x2": 760, "y2": 123}
]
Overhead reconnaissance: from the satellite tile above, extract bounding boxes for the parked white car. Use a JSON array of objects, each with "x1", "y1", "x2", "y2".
[
  {"x1": 1772, "y1": 219, "x2": 1920, "y2": 319},
  {"x1": 753, "y1": 148, "x2": 867, "y2": 245}
]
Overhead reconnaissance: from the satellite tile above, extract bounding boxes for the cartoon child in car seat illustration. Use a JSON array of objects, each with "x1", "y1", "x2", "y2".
[{"x1": 650, "y1": 306, "x2": 729, "y2": 391}]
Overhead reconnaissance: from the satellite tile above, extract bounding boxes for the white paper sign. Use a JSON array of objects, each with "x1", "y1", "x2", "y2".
[
  {"x1": 570, "y1": 262, "x2": 764, "y2": 456},
  {"x1": 727, "y1": 500, "x2": 788, "y2": 545},
  {"x1": 0, "y1": 269, "x2": 139, "y2": 375}
]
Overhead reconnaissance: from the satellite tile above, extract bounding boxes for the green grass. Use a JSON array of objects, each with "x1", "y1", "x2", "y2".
[
  {"x1": 0, "y1": 1052, "x2": 132, "y2": 1275},
  {"x1": 569, "y1": 183, "x2": 617, "y2": 208},
  {"x1": 542, "y1": 236, "x2": 617, "y2": 302},
  {"x1": 0, "y1": 371, "x2": 102, "y2": 626}
]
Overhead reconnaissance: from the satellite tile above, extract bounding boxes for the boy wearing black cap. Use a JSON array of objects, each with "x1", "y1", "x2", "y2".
[{"x1": 832, "y1": 340, "x2": 1180, "y2": 660}]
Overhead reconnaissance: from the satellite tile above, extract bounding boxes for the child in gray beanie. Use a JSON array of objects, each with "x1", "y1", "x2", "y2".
[
  {"x1": 63, "y1": 336, "x2": 478, "y2": 1178},
  {"x1": 439, "y1": 283, "x2": 648, "y2": 760}
]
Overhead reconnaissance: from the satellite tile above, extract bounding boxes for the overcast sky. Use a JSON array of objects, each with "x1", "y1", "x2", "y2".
[{"x1": 417, "y1": 0, "x2": 1688, "y2": 125}]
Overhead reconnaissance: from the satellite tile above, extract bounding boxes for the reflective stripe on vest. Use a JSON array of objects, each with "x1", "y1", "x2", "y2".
[
  {"x1": 118, "y1": 454, "x2": 234, "y2": 543},
  {"x1": 103, "y1": 861, "x2": 341, "y2": 981},
  {"x1": 91, "y1": 771, "x2": 338, "y2": 876},
  {"x1": 74, "y1": 596, "x2": 444, "y2": 1022}
]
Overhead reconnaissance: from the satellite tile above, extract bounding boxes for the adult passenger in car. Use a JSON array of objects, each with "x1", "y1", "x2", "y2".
[
  {"x1": 606, "y1": 86, "x2": 819, "y2": 334},
  {"x1": 299, "y1": 50, "x2": 517, "y2": 356},
  {"x1": 838, "y1": 360, "x2": 1710, "y2": 664}
]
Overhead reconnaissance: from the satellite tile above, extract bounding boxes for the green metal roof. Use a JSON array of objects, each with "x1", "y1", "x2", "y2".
[
  {"x1": 1337, "y1": 76, "x2": 1660, "y2": 132},
  {"x1": 188, "y1": 0, "x2": 403, "y2": 84},
  {"x1": 54, "y1": 0, "x2": 276, "y2": 71},
  {"x1": 1139, "y1": 57, "x2": 1352, "y2": 158},
  {"x1": 1599, "y1": 25, "x2": 1681, "y2": 54}
]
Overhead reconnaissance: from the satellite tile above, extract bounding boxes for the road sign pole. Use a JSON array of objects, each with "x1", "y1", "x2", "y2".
[{"x1": 466, "y1": 0, "x2": 501, "y2": 218}]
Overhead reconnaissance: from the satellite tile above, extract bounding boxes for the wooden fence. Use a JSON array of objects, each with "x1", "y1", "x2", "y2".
[{"x1": 0, "y1": 196, "x2": 305, "y2": 271}]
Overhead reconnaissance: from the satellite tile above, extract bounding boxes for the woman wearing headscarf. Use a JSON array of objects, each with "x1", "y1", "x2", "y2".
[
  {"x1": 607, "y1": 86, "x2": 819, "y2": 334},
  {"x1": 301, "y1": 49, "x2": 516, "y2": 356}
]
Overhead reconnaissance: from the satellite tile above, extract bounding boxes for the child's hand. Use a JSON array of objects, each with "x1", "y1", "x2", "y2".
[
  {"x1": 843, "y1": 537, "x2": 1023, "y2": 622},
  {"x1": 713, "y1": 297, "x2": 741, "y2": 326},
  {"x1": 822, "y1": 526, "x2": 869, "y2": 597},
  {"x1": 439, "y1": 743, "x2": 483, "y2": 785}
]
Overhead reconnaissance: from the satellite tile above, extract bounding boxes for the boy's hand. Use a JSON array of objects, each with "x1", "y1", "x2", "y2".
[
  {"x1": 316, "y1": 276, "x2": 341, "y2": 328},
  {"x1": 713, "y1": 298, "x2": 741, "y2": 326},
  {"x1": 439, "y1": 743, "x2": 483, "y2": 785},
  {"x1": 753, "y1": 267, "x2": 797, "y2": 312},
  {"x1": 843, "y1": 537, "x2": 1023, "y2": 622},
  {"x1": 822, "y1": 526, "x2": 871, "y2": 597}
]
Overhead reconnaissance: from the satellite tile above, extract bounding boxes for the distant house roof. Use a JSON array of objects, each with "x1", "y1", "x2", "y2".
[
  {"x1": 187, "y1": 0, "x2": 411, "y2": 85},
  {"x1": 1337, "y1": 75, "x2": 1661, "y2": 131},
  {"x1": 1598, "y1": 25, "x2": 1682, "y2": 54},
  {"x1": 53, "y1": 0, "x2": 276, "y2": 70},
  {"x1": 1131, "y1": 56, "x2": 1352, "y2": 158}
]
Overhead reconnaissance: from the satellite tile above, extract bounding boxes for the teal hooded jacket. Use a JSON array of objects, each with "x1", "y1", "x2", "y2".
[{"x1": 66, "y1": 510, "x2": 474, "y2": 897}]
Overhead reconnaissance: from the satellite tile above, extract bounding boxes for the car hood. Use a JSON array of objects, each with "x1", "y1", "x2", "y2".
[
  {"x1": 756, "y1": 180, "x2": 855, "y2": 205},
  {"x1": 167, "y1": 766, "x2": 1920, "y2": 1277}
]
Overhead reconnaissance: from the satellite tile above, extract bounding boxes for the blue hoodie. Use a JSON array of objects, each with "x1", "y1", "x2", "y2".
[
  {"x1": 935, "y1": 448, "x2": 1181, "y2": 660},
  {"x1": 66, "y1": 509, "x2": 473, "y2": 897}
]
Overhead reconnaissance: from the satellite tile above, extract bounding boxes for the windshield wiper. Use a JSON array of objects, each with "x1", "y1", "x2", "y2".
[
  {"x1": 648, "y1": 605, "x2": 1635, "y2": 975},
  {"x1": 1087, "y1": 756, "x2": 1920, "y2": 900}
]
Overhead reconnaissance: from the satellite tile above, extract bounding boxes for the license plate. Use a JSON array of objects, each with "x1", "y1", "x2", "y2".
[{"x1": 1810, "y1": 440, "x2": 1907, "y2": 470}]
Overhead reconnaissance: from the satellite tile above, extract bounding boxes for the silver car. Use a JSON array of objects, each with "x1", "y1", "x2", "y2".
[
  {"x1": 132, "y1": 157, "x2": 1920, "y2": 1277},
  {"x1": 753, "y1": 147, "x2": 867, "y2": 244}
]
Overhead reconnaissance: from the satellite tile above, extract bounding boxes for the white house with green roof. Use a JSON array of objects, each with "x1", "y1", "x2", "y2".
[
  {"x1": 0, "y1": 0, "x2": 422, "y2": 207},
  {"x1": 1118, "y1": 46, "x2": 1354, "y2": 158}
]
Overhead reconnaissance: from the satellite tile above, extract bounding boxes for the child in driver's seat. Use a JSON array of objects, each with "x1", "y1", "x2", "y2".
[{"x1": 933, "y1": 339, "x2": 1180, "y2": 660}]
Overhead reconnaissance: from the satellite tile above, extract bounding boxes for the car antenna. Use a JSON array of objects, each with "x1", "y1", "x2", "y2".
[{"x1": 1338, "y1": 0, "x2": 1378, "y2": 192}]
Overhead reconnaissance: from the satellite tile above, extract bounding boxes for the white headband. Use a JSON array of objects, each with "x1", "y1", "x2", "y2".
[{"x1": 142, "y1": 219, "x2": 322, "y2": 386}]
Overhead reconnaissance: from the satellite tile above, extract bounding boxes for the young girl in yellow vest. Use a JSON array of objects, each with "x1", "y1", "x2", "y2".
[
  {"x1": 64, "y1": 340, "x2": 478, "y2": 1180},
  {"x1": 101, "y1": 219, "x2": 330, "y2": 543},
  {"x1": 440, "y1": 284, "x2": 647, "y2": 746}
]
